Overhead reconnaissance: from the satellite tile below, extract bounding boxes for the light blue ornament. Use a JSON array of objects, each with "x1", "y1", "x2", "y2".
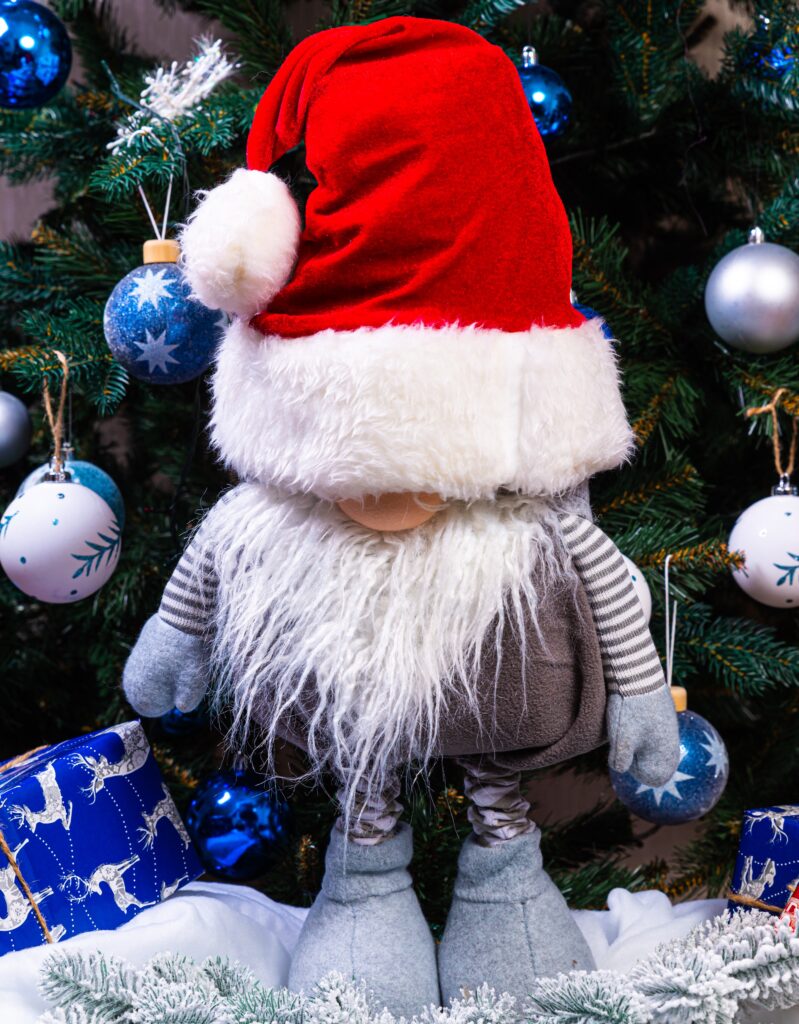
[
  {"x1": 186, "y1": 768, "x2": 290, "y2": 881},
  {"x1": 611, "y1": 697, "x2": 729, "y2": 825},
  {"x1": 0, "y1": 0, "x2": 71, "y2": 110},
  {"x1": 104, "y1": 245, "x2": 225, "y2": 385},
  {"x1": 517, "y1": 47, "x2": 572, "y2": 139},
  {"x1": 17, "y1": 446, "x2": 125, "y2": 530}
]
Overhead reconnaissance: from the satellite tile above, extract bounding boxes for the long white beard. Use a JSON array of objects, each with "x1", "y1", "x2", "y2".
[{"x1": 198, "y1": 483, "x2": 573, "y2": 822}]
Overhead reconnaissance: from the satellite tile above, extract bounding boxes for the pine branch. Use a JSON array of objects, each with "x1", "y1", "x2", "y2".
[
  {"x1": 676, "y1": 602, "x2": 799, "y2": 694},
  {"x1": 457, "y1": 0, "x2": 527, "y2": 37}
]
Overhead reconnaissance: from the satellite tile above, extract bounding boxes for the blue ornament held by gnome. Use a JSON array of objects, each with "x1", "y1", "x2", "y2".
[{"x1": 122, "y1": 18, "x2": 680, "y2": 1018}]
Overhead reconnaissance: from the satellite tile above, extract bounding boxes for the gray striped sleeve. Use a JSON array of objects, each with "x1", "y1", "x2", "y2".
[
  {"x1": 159, "y1": 523, "x2": 218, "y2": 638},
  {"x1": 560, "y1": 513, "x2": 665, "y2": 697}
]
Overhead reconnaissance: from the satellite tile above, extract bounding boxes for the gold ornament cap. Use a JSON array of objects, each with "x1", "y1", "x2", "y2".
[
  {"x1": 670, "y1": 685, "x2": 688, "y2": 712},
  {"x1": 143, "y1": 238, "x2": 179, "y2": 264}
]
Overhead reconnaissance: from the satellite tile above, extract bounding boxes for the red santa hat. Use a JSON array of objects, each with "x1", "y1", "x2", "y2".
[{"x1": 181, "y1": 16, "x2": 633, "y2": 501}]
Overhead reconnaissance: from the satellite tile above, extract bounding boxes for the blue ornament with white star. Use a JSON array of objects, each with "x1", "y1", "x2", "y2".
[
  {"x1": 103, "y1": 240, "x2": 225, "y2": 385},
  {"x1": 610, "y1": 690, "x2": 729, "y2": 825},
  {"x1": 573, "y1": 302, "x2": 615, "y2": 342}
]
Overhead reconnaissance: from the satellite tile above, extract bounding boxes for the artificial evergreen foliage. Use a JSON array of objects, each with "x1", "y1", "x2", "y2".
[
  {"x1": 1, "y1": 0, "x2": 798, "y2": 918},
  {"x1": 34, "y1": 910, "x2": 799, "y2": 1023}
]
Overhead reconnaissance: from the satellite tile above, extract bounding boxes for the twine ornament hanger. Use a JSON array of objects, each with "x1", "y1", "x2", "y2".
[
  {"x1": 0, "y1": 747, "x2": 53, "y2": 943},
  {"x1": 746, "y1": 388, "x2": 798, "y2": 493},
  {"x1": 41, "y1": 350, "x2": 70, "y2": 477}
]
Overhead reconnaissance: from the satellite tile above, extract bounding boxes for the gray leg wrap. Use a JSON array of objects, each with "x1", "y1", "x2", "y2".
[
  {"x1": 288, "y1": 822, "x2": 440, "y2": 1018},
  {"x1": 439, "y1": 766, "x2": 595, "y2": 1005}
]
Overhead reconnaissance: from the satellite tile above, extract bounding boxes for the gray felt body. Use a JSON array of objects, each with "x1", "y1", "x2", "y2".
[
  {"x1": 288, "y1": 823, "x2": 440, "y2": 1018},
  {"x1": 438, "y1": 830, "x2": 595, "y2": 1007}
]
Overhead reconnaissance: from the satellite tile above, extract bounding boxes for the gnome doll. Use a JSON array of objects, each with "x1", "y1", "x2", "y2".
[{"x1": 123, "y1": 17, "x2": 680, "y2": 1018}]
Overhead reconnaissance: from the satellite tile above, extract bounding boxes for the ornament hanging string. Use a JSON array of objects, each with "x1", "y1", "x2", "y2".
[
  {"x1": 746, "y1": 388, "x2": 798, "y2": 485},
  {"x1": 664, "y1": 554, "x2": 677, "y2": 688},
  {"x1": 0, "y1": 746, "x2": 54, "y2": 944},
  {"x1": 101, "y1": 60, "x2": 190, "y2": 229},
  {"x1": 42, "y1": 351, "x2": 70, "y2": 476}
]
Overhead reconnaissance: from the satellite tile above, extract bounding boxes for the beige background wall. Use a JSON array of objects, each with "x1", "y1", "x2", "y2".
[{"x1": 1, "y1": 0, "x2": 747, "y2": 882}]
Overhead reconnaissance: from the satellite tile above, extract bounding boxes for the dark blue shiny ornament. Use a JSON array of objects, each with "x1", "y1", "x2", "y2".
[
  {"x1": 186, "y1": 769, "x2": 290, "y2": 880},
  {"x1": 158, "y1": 704, "x2": 209, "y2": 737},
  {"x1": 104, "y1": 259, "x2": 224, "y2": 385},
  {"x1": 517, "y1": 47, "x2": 572, "y2": 139},
  {"x1": 747, "y1": 16, "x2": 795, "y2": 81},
  {"x1": 0, "y1": 0, "x2": 71, "y2": 109},
  {"x1": 611, "y1": 709, "x2": 729, "y2": 825},
  {"x1": 573, "y1": 303, "x2": 615, "y2": 341}
]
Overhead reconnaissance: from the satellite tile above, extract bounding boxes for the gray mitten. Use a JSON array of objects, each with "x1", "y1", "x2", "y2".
[
  {"x1": 122, "y1": 614, "x2": 208, "y2": 718},
  {"x1": 606, "y1": 688, "x2": 680, "y2": 787}
]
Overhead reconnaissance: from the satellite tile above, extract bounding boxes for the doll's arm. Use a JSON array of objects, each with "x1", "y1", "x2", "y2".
[
  {"x1": 559, "y1": 513, "x2": 680, "y2": 786},
  {"x1": 122, "y1": 524, "x2": 217, "y2": 718}
]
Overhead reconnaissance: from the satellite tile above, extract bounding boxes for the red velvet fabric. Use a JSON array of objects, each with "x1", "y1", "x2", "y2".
[{"x1": 246, "y1": 17, "x2": 584, "y2": 338}]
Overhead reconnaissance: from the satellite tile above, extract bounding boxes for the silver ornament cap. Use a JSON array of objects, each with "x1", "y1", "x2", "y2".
[
  {"x1": 0, "y1": 391, "x2": 32, "y2": 468},
  {"x1": 704, "y1": 229, "x2": 799, "y2": 354}
]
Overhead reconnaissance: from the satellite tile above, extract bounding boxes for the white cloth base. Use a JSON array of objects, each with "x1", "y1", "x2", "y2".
[{"x1": 0, "y1": 882, "x2": 795, "y2": 1023}]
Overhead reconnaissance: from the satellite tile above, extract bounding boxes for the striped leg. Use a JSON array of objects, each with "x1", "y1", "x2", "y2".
[
  {"x1": 336, "y1": 775, "x2": 403, "y2": 845},
  {"x1": 459, "y1": 758, "x2": 535, "y2": 846},
  {"x1": 440, "y1": 761, "x2": 594, "y2": 1004},
  {"x1": 290, "y1": 774, "x2": 439, "y2": 1015}
]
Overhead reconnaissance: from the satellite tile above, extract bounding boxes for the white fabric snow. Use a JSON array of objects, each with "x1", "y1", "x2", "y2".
[{"x1": 0, "y1": 881, "x2": 795, "y2": 1023}]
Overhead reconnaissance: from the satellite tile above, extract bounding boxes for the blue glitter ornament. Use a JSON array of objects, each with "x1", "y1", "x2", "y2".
[
  {"x1": 159, "y1": 704, "x2": 209, "y2": 737},
  {"x1": 0, "y1": 0, "x2": 71, "y2": 109},
  {"x1": 186, "y1": 768, "x2": 290, "y2": 880},
  {"x1": 747, "y1": 15, "x2": 795, "y2": 81},
  {"x1": 611, "y1": 687, "x2": 729, "y2": 825},
  {"x1": 104, "y1": 240, "x2": 224, "y2": 385},
  {"x1": 573, "y1": 302, "x2": 615, "y2": 341},
  {"x1": 517, "y1": 47, "x2": 572, "y2": 139},
  {"x1": 17, "y1": 445, "x2": 125, "y2": 530}
]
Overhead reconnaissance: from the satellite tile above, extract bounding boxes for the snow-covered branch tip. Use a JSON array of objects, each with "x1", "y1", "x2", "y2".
[
  {"x1": 36, "y1": 911, "x2": 799, "y2": 1024},
  {"x1": 108, "y1": 38, "x2": 239, "y2": 152}
]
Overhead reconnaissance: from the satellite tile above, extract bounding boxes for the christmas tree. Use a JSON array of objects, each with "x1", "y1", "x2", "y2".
[{"x1": 0, "y1": 0, "x2": 798, "y2": 935}]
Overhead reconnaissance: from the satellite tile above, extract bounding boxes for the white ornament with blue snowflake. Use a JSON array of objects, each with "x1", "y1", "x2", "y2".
[
  {"x1": 103, "y1": 240, "x2": 224, "y2": 385},
  {"x1": 0, "y1": 480, "x2": 121, "y2": 603},
  {"x1": 622, "y1": 554, "x2": 652, "y2": 625},
  {"x1": 611, "y1": 689, "x2": 729, "y2": 825},
  {"x1": 729, "y1": 492, "x2": 799, "y2": 608}
]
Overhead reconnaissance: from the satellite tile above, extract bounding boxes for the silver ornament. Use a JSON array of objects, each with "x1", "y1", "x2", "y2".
[
  {"x1": 0, "y1": 391, "x2": 32, "y2": 468},
  {"x1": 704, "y1": 228, "x2": 799, "y2": 354}
]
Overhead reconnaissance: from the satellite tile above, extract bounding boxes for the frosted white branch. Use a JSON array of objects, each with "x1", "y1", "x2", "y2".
[
  {"x1": 36, "y1": 911, "x2": 799, "y2": 1024},
  {"x1": 108, "y1": 38, "x2": 239, "y2": 152}
]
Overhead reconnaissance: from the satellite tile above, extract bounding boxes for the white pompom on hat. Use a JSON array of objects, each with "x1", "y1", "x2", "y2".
[{"x1": 179, "y1": 168, "x2": 301, "y2": 319}]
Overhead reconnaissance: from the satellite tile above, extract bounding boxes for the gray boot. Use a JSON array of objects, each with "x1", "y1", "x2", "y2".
[
  {"x1": 288, "y1": 823, "x2": 440, "y2": 1018},
  {"x1": 439, "y1": 829, "x2": 595, "y2": 1006}
]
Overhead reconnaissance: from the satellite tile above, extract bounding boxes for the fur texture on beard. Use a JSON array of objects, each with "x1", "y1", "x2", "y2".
[{"x1": 195, "y1": 483, "x2": 576, "y2": 826}]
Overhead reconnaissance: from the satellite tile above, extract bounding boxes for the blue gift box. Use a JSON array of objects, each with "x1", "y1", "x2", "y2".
[
  {"x1": 728, "y1": 805, "x2": 799, "y2": 916},
  {"x1": 0, "y1": 721, "x2": 202, "y2": 954}
]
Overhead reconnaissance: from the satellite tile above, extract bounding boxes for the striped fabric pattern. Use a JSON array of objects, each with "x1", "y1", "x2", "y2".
[
  {"x1": 159, "y1": 531, "x2": 218, "y2": 637},
  {"x1": 559, "y1": 513, "x2": 665, "y2": 697},
  {"x1": 158, "y1": 508, "x2": 665, "y2": 698}
]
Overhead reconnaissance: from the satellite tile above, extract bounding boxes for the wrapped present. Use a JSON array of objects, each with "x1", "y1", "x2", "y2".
[
  {"x1": 728, "y1": 805, "x2": 799, "y2": 917},
  {"x1": 0, "y1": 721, "x2": 202, "y2": 954}
]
